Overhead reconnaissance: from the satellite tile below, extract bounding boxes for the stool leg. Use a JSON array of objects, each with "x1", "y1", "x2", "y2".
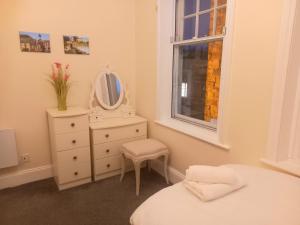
[
  {"x1": 134, "y1": 161, "x2": 141, "y2": 196},
  {"x1": 164, "y1": 154, "x2": 169, "y2": 184},
  {"x1": 120, "y1": 153, "x2": 126, "y2": 182},
  {"x1": 147, "y1": 160, "x2": 151, "y2": 172}
]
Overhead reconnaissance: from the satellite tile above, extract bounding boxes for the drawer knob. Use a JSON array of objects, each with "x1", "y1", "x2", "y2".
[
  {"x1": 105, "y1": 134, "x2": 109, "y2": 138},
  {"x1": 106, "y1": 149, "x2": 110, "y2": 153},
  {"x1": 72, "y1": 140, "x2": 76, "y2": 144},
  {"x1": 106, "y1": 164, "x2": 110, "y2": 168},
  {"x1": 136, "y1": 129, "x2": 139, "y2": 133},
  {"x1": 73, "y1": 156, "x2": 77, "y2": 160},
  {"x1": 71, "y1": 123, "x2": 75, "y2": 127},
  {"x1": 74, "y1": 171, "x2": 78, "y2": 176}
]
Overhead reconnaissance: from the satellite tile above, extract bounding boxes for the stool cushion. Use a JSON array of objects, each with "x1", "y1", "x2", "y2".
[{"x1": 122, "y1": 139, "x2": 167, "y2": 157}]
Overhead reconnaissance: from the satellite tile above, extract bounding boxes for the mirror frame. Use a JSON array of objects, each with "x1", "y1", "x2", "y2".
[{"x1": 95, "y1": 72, "x2": 124, "y2": 110}]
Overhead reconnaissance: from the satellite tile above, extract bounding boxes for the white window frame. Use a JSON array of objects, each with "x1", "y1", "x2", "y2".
[
  {"x1": 172, "y1": 0, "x2": 227, "y2": 130},
  {"x1": 156, "y1": 0, "x2": 235, "y2": 149}
]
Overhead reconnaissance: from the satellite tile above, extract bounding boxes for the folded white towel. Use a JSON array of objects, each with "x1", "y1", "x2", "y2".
[
  {"x1": 183, "y1": 178, "x2": 246, "y2": 201},
  {"x1": 185, "y1": 165, "x2": 239, "y2": 185}
]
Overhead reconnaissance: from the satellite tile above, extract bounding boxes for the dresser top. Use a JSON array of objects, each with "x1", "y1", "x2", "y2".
[
  {"x1": 47, "y1": 107, "x2": 90, "y2": 118},
  {"x1": 89, "y1": 116, "x2": 147, "y2": 130}
]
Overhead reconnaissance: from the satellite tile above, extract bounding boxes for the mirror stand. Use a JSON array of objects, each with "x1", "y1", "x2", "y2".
[{"x1": 89, "y1": 73, "x2": 136, "y2": 123}]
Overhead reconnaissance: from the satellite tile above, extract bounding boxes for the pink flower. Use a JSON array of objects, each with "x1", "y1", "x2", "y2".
[
  {"x1": 50, "y1": 63, "x2": 70, "y2": 82},
  {"x1": 64, "y1": 74, "x2": 70, "y2": 81},
  {"x1": 54, "y1": 62, "x2": 61, "y2": 69}
]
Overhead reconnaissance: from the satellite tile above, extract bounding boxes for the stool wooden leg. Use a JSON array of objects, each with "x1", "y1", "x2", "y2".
[
  {"x1": 134, "y1": 161, "x2": 141, "y2": 196},
  {"x1": 120, "y1": 153, "x2": 126, "y2": 182},
  {"x1": 147, "y1": 160, "x2": 151, "y2": 172},
  {"x1": 164, "y1": 154, "x2": 169, "y2": 184}
]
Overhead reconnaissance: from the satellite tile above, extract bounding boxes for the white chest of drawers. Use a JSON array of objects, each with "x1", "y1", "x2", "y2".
[
  {"x1": 47, "y1": 107, "x2": 92, "y2": 190},
  {"x1": 90, "y1": 116, "x2": 147, "y2": 181}
]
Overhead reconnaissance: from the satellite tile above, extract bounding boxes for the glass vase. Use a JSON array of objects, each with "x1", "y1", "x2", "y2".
[{"x1": 57, "y1": 95, "x2": 67, "y2": 111}]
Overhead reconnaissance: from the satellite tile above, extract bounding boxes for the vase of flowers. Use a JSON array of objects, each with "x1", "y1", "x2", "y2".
[{"x1": 49, "y1": 62, "x2": 71, "y2": 111}]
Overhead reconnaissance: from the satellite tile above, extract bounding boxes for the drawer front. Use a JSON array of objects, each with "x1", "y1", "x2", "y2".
[
  {"x1": 57, "y1": 162, "x2": 91, "y2": 184},
  {"x1": 128, "y1": 123, "x2": 147, "y2": 139},
  {"x1": 55, "y1": 131, "x2": 89, "y2": 151},
  {"x1": 93, "y1": 122, "x2": 147, "y2": 144},
  {"x1": 57, "y1": 147, "x2": 90, "y2": 166},
  {"x1": 53, "y1": 115, "x2": 88, "y2": 134},
  {"x1": 93, "y1": 136, "x2": 146, "y2": 160},
  {"x1": 93, "y1": 142, "x2": 121, "y2": 160},
  {"x1": 94, "y1": 156, "x2": 121, "y2": 175}
]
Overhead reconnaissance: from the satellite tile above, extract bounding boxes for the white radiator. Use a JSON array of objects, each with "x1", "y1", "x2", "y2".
[{"x1": 0, "y1": 129, "x2": 18, "y2": 169}]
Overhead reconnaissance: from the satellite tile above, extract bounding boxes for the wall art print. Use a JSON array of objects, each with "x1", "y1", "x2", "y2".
[
  {"x1": 19, "y1": 31, "x2": 51, "y2": 53},
  {"x1": 63, "y1": 35, "x2": 90, "y2": 55}
]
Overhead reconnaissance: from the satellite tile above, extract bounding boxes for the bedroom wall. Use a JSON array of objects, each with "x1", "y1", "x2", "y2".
[
  {"x1": 0, "y1": 0, "x2": 286, "y2": 184},
  {"x1": 0, "y1": 0, "x2": 136, "y2": 177},
  {"x1": 135, "y1": 0, "x2": 284, "y2": 173}
]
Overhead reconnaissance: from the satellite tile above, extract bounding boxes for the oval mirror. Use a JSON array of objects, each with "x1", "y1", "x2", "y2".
[{"x1": 95, "y1": 72, "x2": 124, "y2": 110}]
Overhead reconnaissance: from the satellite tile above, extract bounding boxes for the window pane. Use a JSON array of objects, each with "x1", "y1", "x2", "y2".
[
  {"x1": 173, "y1": 40, "x2": 223, "y2": 125},
  {"x1": 198, "y1": 12, "x2": 214, "y2": 38},
  {"x1": 181, "y1": 82, "x2": 188, "y2": 97},
  {"x1": 216, "y1": 7, "x2": 226, "y2": 35},
  {"x1": 200, "y1": 0, "x2": 214, "y2": 11},
  {"x1": 183, "y1": 17, "x2": 196, "y2": 40},
  {"x1": 217, "y1": 0, "x2": 227, "y2": 6},
  {"x1": 184, "y1": 0, "x2": 197, "y2": 15}
]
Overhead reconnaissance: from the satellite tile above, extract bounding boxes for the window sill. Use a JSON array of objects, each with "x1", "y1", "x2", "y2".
[
  {"x1": 154, "y1": 118, "x2": 230, "y2": 150},
  {"x1": 261, "y1": 158, "x2": 300, "y2": 177}
]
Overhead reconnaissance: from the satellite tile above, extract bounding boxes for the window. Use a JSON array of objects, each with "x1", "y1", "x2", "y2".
[
  {"x1": 156, "y1": 0, "x2": 232, "y2": 147},
  {"x1": 172, "y1": 0, "x2": 227, "y2": 130}
]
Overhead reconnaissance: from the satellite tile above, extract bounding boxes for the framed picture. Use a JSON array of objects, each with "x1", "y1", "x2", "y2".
[
  {"x1": 19, "y1": 31, "x2": 51, "y2": 53},
  {"x1": 63, "y1": 35, "x2": 90, "y2": 55}
]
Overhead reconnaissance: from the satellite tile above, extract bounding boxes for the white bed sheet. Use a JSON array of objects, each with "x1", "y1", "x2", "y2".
[{"x1": 130, "y1": 164, "x2": 300, "y2": 225}]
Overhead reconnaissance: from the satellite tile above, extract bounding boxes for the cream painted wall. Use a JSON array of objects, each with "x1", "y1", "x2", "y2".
[
  {"x1": 135, "y1": 0, "x2": 284, "y2": 173},
  {"x1": 0, "y1": 0, "x2": 136, "y2": 176}
]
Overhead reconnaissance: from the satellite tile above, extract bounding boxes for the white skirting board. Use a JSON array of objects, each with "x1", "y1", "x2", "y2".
[
  {"x1": 0, "y1": 165, "x2": 53, "y2": 190},
  {"x1": 150, "y1": 159, "x2": 185, "y2": 184},
  {"x1": 0, "y1": 160, "x2": 184, "y2": 190}
]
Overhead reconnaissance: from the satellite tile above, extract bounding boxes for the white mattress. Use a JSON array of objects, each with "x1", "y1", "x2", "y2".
[{"x1": 130, "y1": 164, "x2": 300, "y2": 225}]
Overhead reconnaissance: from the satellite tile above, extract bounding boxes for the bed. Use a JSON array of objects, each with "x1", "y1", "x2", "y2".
[{"x1": 130, "y1": 164, "x2": 300, "y2": 225}]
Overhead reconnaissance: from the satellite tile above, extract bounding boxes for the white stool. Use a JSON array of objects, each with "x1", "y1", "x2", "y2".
[{"x1": 120, "y1": 139, "x2": 169, "y2": 196}]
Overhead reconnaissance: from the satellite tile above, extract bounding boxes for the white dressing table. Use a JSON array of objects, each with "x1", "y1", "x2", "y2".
[{"x1": 89, "y1": 70, "x2": 147, "y2": 181}]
